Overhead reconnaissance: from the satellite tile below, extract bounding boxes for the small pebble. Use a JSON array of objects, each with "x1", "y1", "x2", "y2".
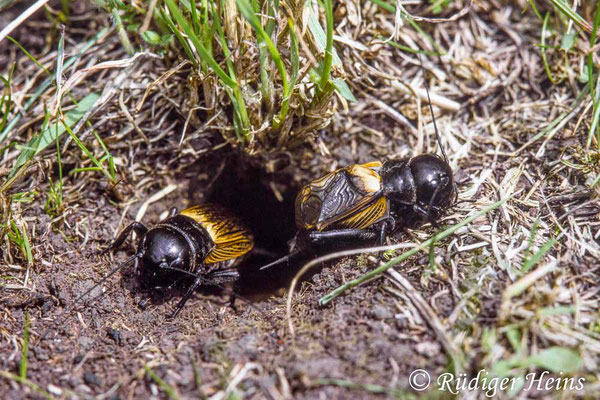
[
  {"x1": 107, "y1": 328, "x2": 123, "y2": 346},
  {"x1": 83, "y1": 371, "x2": 101, "y2": 387}
]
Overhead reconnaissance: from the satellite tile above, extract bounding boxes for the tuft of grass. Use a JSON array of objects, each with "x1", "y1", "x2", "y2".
[
  {"x1": 7, "y1": 93, "x2": 100, "y2": 182},
  {"x1": 3, "y1": 220, "x2": 33, "y2": 267},
  {"x1": 44, "y1": 178, "x2": 64, "y2": 219},
  {"x1": 0, "y1": 27, "x2": 108, "y2": 146},
  {"x1": 147, "y1": 0, "x2": 353, "y2": 149},
  {"x1": 2, "y1": 26, "x2": 113, "y2": 193},
  {"x1": 534, "y1": 0, "x2": 600, "y2": 148},
  {"x1": 236, "y1": 0, "x2": 292, "y2": 130}
]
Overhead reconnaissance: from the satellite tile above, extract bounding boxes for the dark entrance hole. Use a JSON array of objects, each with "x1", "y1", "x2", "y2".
[{"x1": 187, "y1": 151, "x2": 305, "y2": 297}]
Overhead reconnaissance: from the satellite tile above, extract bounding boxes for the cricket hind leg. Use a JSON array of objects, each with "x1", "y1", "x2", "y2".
[{"x1": 300, "y1": 228, "x2": 379, "y2": 254}]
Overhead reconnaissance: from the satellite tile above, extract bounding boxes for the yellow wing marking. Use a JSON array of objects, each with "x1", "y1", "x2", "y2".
[
  {"x1": 335, "y1": 196, "x2": 388, "y2": 230},
  {"x1": 347, "y1": 163, "x2": 382, "y2": 193},
  {"x1": 180, "y1": 205, "x2": 254, "y2": 264},
  {"x1": 296, "y1": 161, "x2": 384, "y2": 231},
  {"x1": 302, "y1": 161, "x2": 380, "y2": 193},
  {"x1": 307, "y1": 169, "x2": 339, "y2": 189},
  {"x1": 360, "y1": 161, "x2": 383, "y2": 168}
]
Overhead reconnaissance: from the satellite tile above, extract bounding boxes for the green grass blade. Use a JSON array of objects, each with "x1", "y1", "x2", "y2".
[
  {"x1": 587, "y1": 73, "x2": 600, "y2": 148},
  {"x1": 588, "y1": 1, "x2": 600, "y2": 100},
  {"x1": 306, "y1": 4, "x2": 341, "y2": 65},
  {"x1": 21, "y1": 220, "x2": 32, "y2": 265},
  {"x1": 368, "y1": 0, "x2": 394, "y2": 12},
  {"x1": 548, "y1": 0, "x2": 593, "y2": 34},
  {"x1": 264, "y1": 0, "x2": 279, "y2": 36},
  {"x1": 0, "y1": 65, "x2": 15, "y2": 133},
  {"x1": 0, "y1": 27, "x2": 109, "y2": 145},
  {"x1": 315, "y1": 378, "x2": 410, "y2": 398},
  {"x1": 332, "y1": 78, "x2": 357, "y2": 102},
  {"x1": 54, "y1": 115, "x2": 63, "y2": 213},
  {"x1": 6, "y1": 36, "x2": 51, "y2": 76},
  {"x1": 159, "y1": 8, "x2": 198, "y2": 68},
  {"x1": 236, "y1": 0, "x2": 290, "y2": 127},
  {"x1": 144, "y1": 366, "x2": 181, "y2": 400},
  {"x1": 521, "y1": 236, "x2": 558, "y2": 273},
  {"x1": 62, "y1": 119, "x2": 113, "y2": 181},
  {"x1": 19, "y1": 312, "x2": 30, "y2": 379},
  {"x1": 190, "y1": 0, "x2": 200, "y2": 35},
  {"x1": 384, "y1": 37, "x2": 440, "y2": 56},
  {"x1": 319, "y1": 196, "x2": 511, "y2": 305},
  {"x1": 0, "y1": 370, "x2": 56, "y2": 400},
  {"x1": 55, "y1": 28, "x2": 65, "y2": 213},
  {"x1": 405, "y1": 17, "x2": 444, "y2": 55},
  {"x1": 91, "y1": 129, "x2": 116, "y2": 182},
  {"x1": 319, "y1": 0, "x2": 334, "y2": 91},
  {"x1": 288, "y1": 18, "x2": 300, "y2": 88},
  {"x1": 588, "y1": 1, "x2": 600, "y2": 148},
  {"x1": 541, "y1": 12, "x2": 558, "y2": 84},
  {"x1": 306, "y1": 1, "x2": 355, "y2": 101},
  {"x1": 527, "y1": 0, "x2": 543, "y2": 21},
  {"x1": 8, "y1": 93, "x2": 100, "y2": 180},
  {"x1": 165, "y1": 0, "x2": 236, "y2": 88},
  {"x1": 110, "y1": 3, "x2": 134, "y2": 55}
]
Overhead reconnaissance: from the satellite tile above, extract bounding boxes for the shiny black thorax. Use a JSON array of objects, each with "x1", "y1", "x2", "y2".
[
  {"x1": 137, "y1": 215, "x2": 213, "y2": 290},
  {"x1": 381, "y1": 153, "x2": 454, "y2": 225}
]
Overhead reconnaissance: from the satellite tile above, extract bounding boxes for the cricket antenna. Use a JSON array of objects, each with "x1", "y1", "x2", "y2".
[
  {"x1": 259, "y1": 251, "x2": 299, "y2": 271},
  {"x1": 417, "y1": 53, "x2": 449, "y2": 164},
  {"x1": 73, "y1": 255, "x2": 137, "y2": 304}
]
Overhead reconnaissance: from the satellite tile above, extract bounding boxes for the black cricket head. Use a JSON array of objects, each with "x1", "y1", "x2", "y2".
[{"x1": 136, "y1": 227, "x2": 193, "y2": 291}]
